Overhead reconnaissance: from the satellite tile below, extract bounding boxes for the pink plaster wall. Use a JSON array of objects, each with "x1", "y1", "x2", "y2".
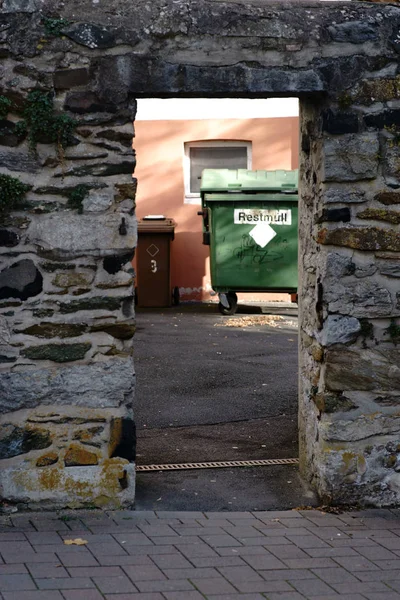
[{"x1": 134, "y1": 117, "x2": 299, "y2": 303}]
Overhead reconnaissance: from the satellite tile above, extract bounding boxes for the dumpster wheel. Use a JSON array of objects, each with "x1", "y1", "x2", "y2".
[{"x1": 218, "y1": 292, "x2": 238, "y2": 316}]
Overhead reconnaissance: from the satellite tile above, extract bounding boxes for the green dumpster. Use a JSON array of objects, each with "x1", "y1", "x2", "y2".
[{"x1": 199, "y1": 168, "x2": 298, "y2": 315}]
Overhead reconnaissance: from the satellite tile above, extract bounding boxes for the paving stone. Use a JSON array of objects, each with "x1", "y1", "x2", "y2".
[
  {"x1": 357, "y1": 545, "x2": 399, "y2": 561},
  {"x1": 306, "y1": 527, "x2": 351, "y2": 540},
  {"x1": 0, "y1": 543, "x2": 34, "y2": 555},
  {"x1": 2, "y1": 592, "x2": 63, "y2": 599},
  {"x1": 207, "y1": 512, "x2": 254, "y2": 520},
  {"x1": 171, "y1": 527, "x2": 225, "y2": 536},
  {"x1": 151, "y1": 536, "x2": 203, "y2": 546},
  {"x1": 332, "y1": 582, "x2": 391, "y2": 594},
  {"x1": 61, "y1": 591, "x2": 104, "y2": 600},
  {"x1": 88, "y1": 541, "x2": 128, "y2": 555},
  {"x1": 55, "y1": 553, "x2": 99, "y2": 567},
  {"x1": 307, "y1": 596, "x2": 364, "y2": 600},
  {"x1": 0, "y1": 534, "x2": 26, "y2": 542},
  {"x1": 206, "y1": 595, "x2": 266, "y2": 600},
  {"x1": 25, "y1": 533, "x2": 62, "y2": 545},
  {"x1": 291, "y1": 578, "x2": 337, "y2": 596},
  {"x1": 241, "y1": 554, "x2": 287, "y2": 570},
  {"x1": 105, "y1": 595, "x2": 165, "y2": 600},
  {"x1": 2, "y1": 552, "x2": 57, "y2": 564},
  {"x1": 282, "y1": 558, "x2": 338, "y2": 569},
  {"x1": 0, "y1": 573, "x2": 36, "y2": 593},
  {"x1": 172, "y1": 544, "x2": 218, "y2": 559},
  {"x1": 126, "y1": 545, "x2": 179, "y2": 556},
  {"x1": 217, "y1": 565, "x2": 265, "y2": 583},
  {"x1": 237, "y1": 580, "x2": 294, "y2": 593},
  {"x1": 191, "y1": 557, "x2": 246, "y2": 568},
  {"x1": 353, "y1": 593, "x2": 400, "y2": 600},
  {"x1": 135, "y1": 579, "x2": 195, "y2": 593},
  {"x1": 93, "y1": 574, "x2": 137, "y2": 594},
  {"x1": 161, "y1": 567, "x2": 220, "y2": 579},
  {"x1": 0, "y1": 565, "x2": 27, "y2": 574},
  {"x1": 156, "y1": 512, "x2": 205, "y2": 520},
  {"x1": 189, "y1": 577, "x2": 238, "y2": 595},
  {"x1": 26, "y1": 563, "x2": 69, "y2": 578},
  {"x1": 104, "y1": 594, "x2": 165, "y2": 600},
  {"x1": 200, "y1": 535, "x2": 243, "y2": 548},
  {"x1": 344, "y1": 529, "x2": 398, "y2": 539},
  {"x1": 303, "y1": 515, "x2": 346, "y2": 527},
  {"x1": 256, "y1": 537, "x2": 292, "y2": 546},
  {"x1": 137, "y1": 525, "x2": 179, "y2": 537},
  {"x1": 304, "y1": 547, "x2": 360, "y2": 558},
  {"x1": 333, "y1": 555, "x2": 381, "y2": 571},
  {"x1": 98, "y1": 555, "x2": 153, "y2": 566},
  {"x1": 372, "y1": 560, "x2": 400, "y2": 570},
  {"x1": 36, "y1": 577, "x2": 95, "y2": 589},
  {"x1": 286, "y1": 535, "x2": 330, "y2": 549},
  {"x1": 217, "y1": 547, "x2": 270, "y2": 557},
  {"x1": 268, "y1": 545, "x2": 311, "y2": 560},
  {"x1": 111, "y1": 533, "x2": 158, "y2": 546},
  {"x1": 150, "y1": 554, "x2": 193, "y2": 570},
  {"x1": 264, "y1": 594, "x2": 306, "y2": 600},
  {"x1": 162, "y1": 592, "x2": 205, "y2": 600},
  {"x1": 67, "y1": 566, "x2": 124, "y2": 577},
  {"x1": 122, "y1": 564, "x2": 166, "y2": 581},
  {"x1": 311, "y1": 567, "x2": 359, "y2": 584}
]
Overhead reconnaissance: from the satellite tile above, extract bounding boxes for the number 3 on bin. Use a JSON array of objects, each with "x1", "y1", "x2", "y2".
[{"x1": 150, "y1": 259, "x2": 157, "y2": 273}]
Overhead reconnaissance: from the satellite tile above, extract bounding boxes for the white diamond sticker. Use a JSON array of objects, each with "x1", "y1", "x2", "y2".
[
  {"x1": 249, "y1": 222, "x2": 277, "y2": 248},
  {"x1": 146, "y1": 244, "x2": 160, "y2": 257}
]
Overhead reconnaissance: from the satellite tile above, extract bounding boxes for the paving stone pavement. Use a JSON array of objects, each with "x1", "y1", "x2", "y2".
[{"x1": 2, "y1": 508, "x2": 400, "y2": 599}]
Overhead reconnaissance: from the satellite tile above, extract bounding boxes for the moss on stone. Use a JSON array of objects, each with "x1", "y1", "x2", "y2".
[
  {"x1": 317, "y1": 226, "x2": 400, "y2": 252},
  {"x1": 53, "y1": 272, "x2": 93, "y2": 288},
  {"x1": 32, "y1": 309, "x2": 55, "y2": 318},
  {"x1": 59, "y1": 297, "x2": 122, "y2": 314},
  {"x1": 22, "y1": 342, "x2": 91, "y2": 362},
  {"x1": 357, "y1": 208, "x2": 400, "y2": 225},
  {"x1": 17, "y1": 322, "x2": 87, "y2": 339},
  {"x1": 41, "y1": 262, "x2": 76, "y2": 273}
]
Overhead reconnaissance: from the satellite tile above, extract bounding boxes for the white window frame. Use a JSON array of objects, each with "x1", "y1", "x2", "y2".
[{"x1": 183, "y1": 140, "x2": 252, "y2": 205}]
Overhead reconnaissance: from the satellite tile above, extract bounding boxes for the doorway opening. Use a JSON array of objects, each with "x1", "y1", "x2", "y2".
[{"x1": 132, "y1": 98, "x2": 315, "y2": 511}]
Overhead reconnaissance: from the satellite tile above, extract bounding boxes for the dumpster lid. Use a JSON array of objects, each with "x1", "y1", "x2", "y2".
[
  {"x1": 138, "y1": 217, "x2": 176, "y2": 235},
  {"x1": 200, "y1": 169, "x2": 298, "y2": 193}
]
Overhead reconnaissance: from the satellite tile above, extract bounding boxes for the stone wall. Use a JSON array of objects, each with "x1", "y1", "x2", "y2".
[
  {"x1": 0, "y1": 0, "x2": 399, "y2": 507},
  {"x1": 0, "y1": 2, "x2": 138, "y2": 507}
]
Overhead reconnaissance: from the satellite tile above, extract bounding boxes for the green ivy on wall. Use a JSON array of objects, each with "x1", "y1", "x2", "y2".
[
  {"x1": 0, "y1": 96, "x2": 12, "y2": 120},
  {"x1": 42, "y1": 17, "x2": 70, "y2": 37},
  {"x1": 0, "y1": 174, "x2": 30, "y2": 213},
  {"x1": 15, "y1": 90, "x2": 76, "y2": 159}
]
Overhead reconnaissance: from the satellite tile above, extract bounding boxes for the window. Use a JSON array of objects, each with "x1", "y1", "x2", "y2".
[{"x1": 184, "y1": 141, "x2": 252, "y2": 204}]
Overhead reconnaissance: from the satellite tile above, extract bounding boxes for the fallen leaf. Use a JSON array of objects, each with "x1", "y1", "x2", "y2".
[{"x1": 64, "y1": 538, "x2": 88, "y2": 546}]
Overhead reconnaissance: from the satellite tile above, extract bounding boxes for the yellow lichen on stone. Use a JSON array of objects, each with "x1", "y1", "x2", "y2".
[
  {"x1": 36, "y1": 452, "x2": 59, "y2": 467},
  {"x1": 64, "y1": 444, "x2": 99, "y2": 466}
]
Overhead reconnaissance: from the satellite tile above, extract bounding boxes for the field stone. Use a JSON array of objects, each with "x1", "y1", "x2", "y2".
[
  {"x1": 0, "y1": 358, "x2": 135, "y2": 413},
  {"x1": 82, "y1": 189, "x2": 113, "y2": 213},
  {"x1": 320, "y1": 315, "x2": 361, "y2": 346},
  {"x1": 323, "y1": 133, "x2": 379, "y2": 181},
  {"x1": 0, "y1": 424, "x2": 51, "y2": 459},
  {"x1": 64, "y1": 444, "x2": 98, "y2": 466},
  {"x1": 0, "y1": 260, "x2": 43, "y2": 301}
]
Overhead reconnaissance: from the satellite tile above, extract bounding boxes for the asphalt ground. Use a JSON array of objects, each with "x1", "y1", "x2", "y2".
[{"x1": 133, "y1": 303, "x2": 318, "y2": 511}]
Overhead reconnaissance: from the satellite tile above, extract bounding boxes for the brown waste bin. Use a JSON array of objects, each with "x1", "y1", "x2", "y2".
[{"x1": 136, "y1": 216, "x2": 176, "y2": 308}]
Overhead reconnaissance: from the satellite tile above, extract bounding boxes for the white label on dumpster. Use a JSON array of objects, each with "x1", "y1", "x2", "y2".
[
  {"x1": 234, "y1": 208, "x2": 291, "y2": 225},
  {"x1": 249, "y1": 222, "x2": 277, "y2": 248}
]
